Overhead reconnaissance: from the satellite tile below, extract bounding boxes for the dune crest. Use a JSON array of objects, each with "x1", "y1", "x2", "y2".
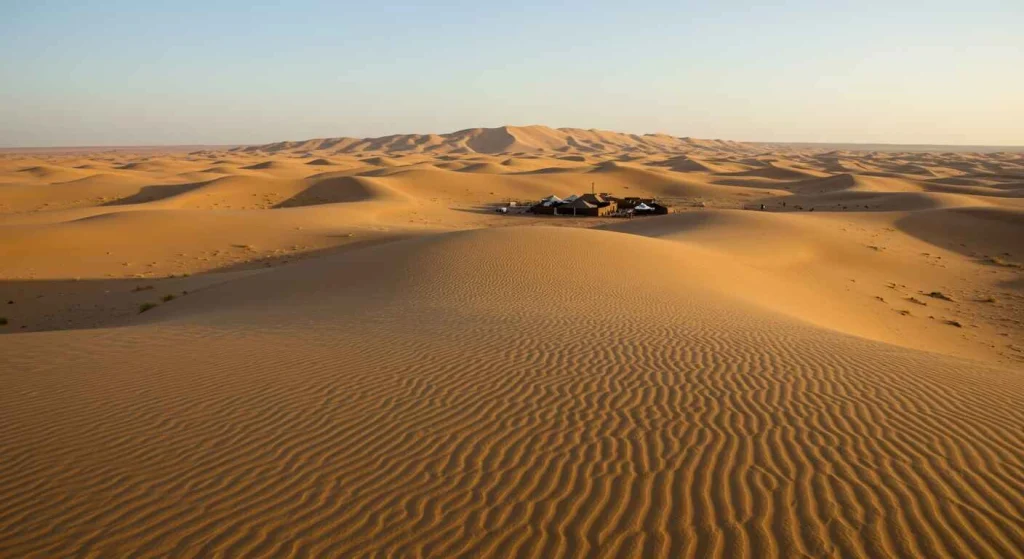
[{"x1": 232, "y1": 125, "x2": 756, "y2": 156}]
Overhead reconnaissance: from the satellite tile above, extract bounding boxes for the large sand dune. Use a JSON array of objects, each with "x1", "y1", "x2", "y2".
[{"x1": 1, "y1": 126, "x2": 1022, "y2": 557}]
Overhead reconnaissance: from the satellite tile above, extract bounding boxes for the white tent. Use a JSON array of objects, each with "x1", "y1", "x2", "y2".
[
  {"x1": 540, "y1": 195, "x2": 562, "y2": 207},
  {"x1": 563, "y1": 194, "x2": 579, "y2": 202},
  {"x1": 635, "y1": 202, "x2": 654, "y2": 211}
]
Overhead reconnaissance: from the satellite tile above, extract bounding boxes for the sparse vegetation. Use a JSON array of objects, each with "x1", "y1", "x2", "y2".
[
  {"x1": 907, "y1": 297, "x2": 927, "y2": 306},
  {"x1": 987, "y1": 256, "x2": 1021, "y2": 268},
  {"x1": 139, "y1": 302, "x2": 158, "y2": 313},
  {"x1": 944, "y1": 320, "x2": 963, "y2": 328},
  {"x1": 132, "y1": 284, "x2": 154, "y2": 292},
  {"x1": 161, "y1": 294, "x2": 176, "y2": 302},
  {"x1": 926, "y1": 291, "x2": 953, "y2": 301}
]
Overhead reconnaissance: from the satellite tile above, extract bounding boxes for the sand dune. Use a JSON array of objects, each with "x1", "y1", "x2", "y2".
[
  {"x1": 234, "y1": 126, "x2": 761, "y2": 156},
  {"x1": 717, "y1": 163, "x2": 828, "y2": 181},
  {"x1": 1, "y1": 127, "x2": 1023, "y2": 558},
  {"x1": 15, "y1": 163, "x2": 94, "y2": 180},
  {"x1": 275, "y1": 175, "x2": 413, "y2": 207},
  {"x1": 2, "y1": 226, "x2": 1023, "y2": 558}
]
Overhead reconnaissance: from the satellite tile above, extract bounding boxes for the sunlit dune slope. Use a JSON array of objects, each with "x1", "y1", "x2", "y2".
[
  {"x1": 1, "y1": 226, "x2": 1022, "y2": 558},
  {"x1": 1, "y1": 133, "x2": 1022, "y2": 365}
]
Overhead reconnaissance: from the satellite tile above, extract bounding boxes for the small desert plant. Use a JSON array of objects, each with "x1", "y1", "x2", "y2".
[
  {"x1": 138, "y1": 302, "x2": 158, "y2": 314},
  {"x1": 907, "y1": 297, "x2": 927, "y2": 306},
  {"x1": 944, "y1": 320, "x2": 963, "y2": 328},
  {"x1": 161, "y1": 294, "x2": 176, "y2": 302},
  {"x1": 132, "y1": 284, "x2": 154, "y2": 292},
  {"x1": 927, "y1": 291, "x2": 953, "y2": 301},
  {"x1": 977, "y1": 295, "x2": 997, "y2": 303}
]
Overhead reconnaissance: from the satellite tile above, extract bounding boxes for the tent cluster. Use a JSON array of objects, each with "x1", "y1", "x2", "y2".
[
  {"x1": 531, "y1": 193, "x2": 618, "y2": 216},
  {"x1": 615, "y1": 197, "x2": 669, "y2": 214},
  {"x1": 530, "y1": 194, "x2": 669, "y2": 217}
]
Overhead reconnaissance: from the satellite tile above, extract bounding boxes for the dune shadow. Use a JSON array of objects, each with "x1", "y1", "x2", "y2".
[
  {"x1": 274, "y1": 176, "x2": 407, "y2": 208},
  {"x1": 507, "y1": 166, "x2": 589, "y2": 176},
  {"x1": 241, "y1": 161, "x2": 276, "y2": 170},
  {"x1": 449, "y1": 205, "x2": 541, "y2": 217},
  {"x1": 102, "y1": 180, "x2": 210, "y2": 206},
  {"x1": 713, "y1": 173, "x2": 856, "y2": 192},
  {"x1": 0, "y1": 233, "x2": 418, "y2": 335},
  {"x1": 894, "y1": 207, "x2": 1024, "y2": 260}
]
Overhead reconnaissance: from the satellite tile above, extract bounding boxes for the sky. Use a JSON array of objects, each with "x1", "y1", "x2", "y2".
[{"x1": 1, "y1": 0, "x2": 1022, "y2": 147}]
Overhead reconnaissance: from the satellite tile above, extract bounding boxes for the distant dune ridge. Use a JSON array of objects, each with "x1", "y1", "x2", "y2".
[
  {"x1": 1, "y1": 125, "x2": 1023, "y2": 557},
  {"x1": 233, "y1": 125, "x2": 752, "y2": 155}
]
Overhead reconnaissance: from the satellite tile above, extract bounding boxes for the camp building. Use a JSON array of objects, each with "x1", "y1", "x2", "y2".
[{"x1": 530, "y1": 193, "x2": 617, "y2": 216}]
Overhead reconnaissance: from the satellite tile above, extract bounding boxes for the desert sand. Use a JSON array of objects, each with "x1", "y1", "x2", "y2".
[{"x1": 1, "y1": 126, "x2": 1022, "y2": 557}]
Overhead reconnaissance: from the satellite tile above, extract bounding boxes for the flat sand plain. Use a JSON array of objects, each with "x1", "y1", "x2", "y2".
[{"x1": 1, "y1": 126, "x2": 1022, "y2": 557}]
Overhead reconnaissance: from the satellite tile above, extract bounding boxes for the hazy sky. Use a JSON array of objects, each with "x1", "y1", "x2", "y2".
[{"x1": 1, "y1": 0, "x2": 1022, "y2": 147}]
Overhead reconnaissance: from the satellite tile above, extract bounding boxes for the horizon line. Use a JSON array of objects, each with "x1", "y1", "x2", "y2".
[{"x1": 3, "y1": 124, "x2": 1024, "y2": 154}]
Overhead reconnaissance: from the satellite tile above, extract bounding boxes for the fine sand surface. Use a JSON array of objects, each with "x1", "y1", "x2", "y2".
[{"x1": 1, "y1": 126, "x2": 1022, "y2": 558}]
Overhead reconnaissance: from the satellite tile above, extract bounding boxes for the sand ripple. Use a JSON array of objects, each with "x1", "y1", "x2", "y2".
[{"x1": 2, "y1": 227, "x2": 1022, "y2": 558}]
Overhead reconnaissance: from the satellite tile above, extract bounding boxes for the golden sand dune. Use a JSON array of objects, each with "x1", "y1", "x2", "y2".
[
  {"x1": 2, "y1": 226, "x2": 1023, "y2": 558},
  {"x1": 237, "y1": 126, "x2": 755, "y2": 156},
  {"x1": 1, "y1": 127, "x2": 1023, "y2": 557}
]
